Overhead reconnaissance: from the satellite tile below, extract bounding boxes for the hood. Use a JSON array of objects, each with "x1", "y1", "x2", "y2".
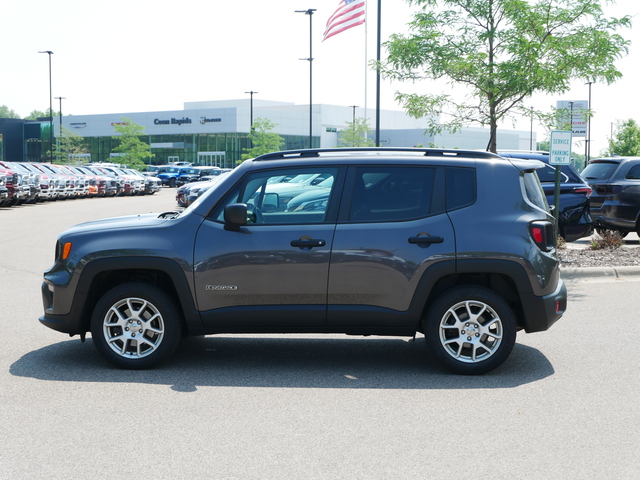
[{"x1": 63, "y1": 212, "x2": 171, "y2": 235}]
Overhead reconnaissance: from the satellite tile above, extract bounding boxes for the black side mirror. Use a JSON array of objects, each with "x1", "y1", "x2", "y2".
[{"x1": 224, "y1": 203, "x2": 248, "y2": 231}]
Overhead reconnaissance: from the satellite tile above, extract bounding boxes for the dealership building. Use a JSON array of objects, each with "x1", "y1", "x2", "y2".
[{"x1": 1, "y1": 99, "x2": 535, "y2": 165}]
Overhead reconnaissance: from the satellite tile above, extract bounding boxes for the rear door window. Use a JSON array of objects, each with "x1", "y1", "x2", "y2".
[
  {"x1": 446, "y1": 167, "x2": 476, "y2": 210},
  {"x1": 345, "y1": 166, "x2": 440, "y2": 222}
]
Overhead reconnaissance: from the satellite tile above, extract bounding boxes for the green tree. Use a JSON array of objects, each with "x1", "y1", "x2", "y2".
[
  {"x1": 240, "y1": 118, "x2": 285, "y2": 162},
  {"x1": 53, "y1": 126, "x2": 90, "y2": 164},
  {"x1": 382, "y1": 0, "x2": 631, "y2": 153},
  {"x1": 608, "y1": 119, "x2": 640, "y2": 156},
  {"x1": 25, "y1": 108, "x2": 59, "y2": 120},
  {"x1": 0, "y1": 105, "x2": 20, "y2": 119},
  {"x1": 338, "y1": 118, "x2": 375, "y2": 147},
  {"x1": 111, "y1": 117, "x2": 154, "y2": 169}
]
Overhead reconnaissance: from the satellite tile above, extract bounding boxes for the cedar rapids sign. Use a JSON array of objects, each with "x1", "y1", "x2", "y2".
[{"x1": 152, "y1": 116, "x2": 222, "y2": 126}]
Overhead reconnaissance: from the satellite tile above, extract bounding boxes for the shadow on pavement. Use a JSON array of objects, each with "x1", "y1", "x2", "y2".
[{"x1": 10, "y1": 335, "x2": 554, "y2": 391}]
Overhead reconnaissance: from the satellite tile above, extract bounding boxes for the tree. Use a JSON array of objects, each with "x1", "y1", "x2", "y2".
[
  {"x1": 240, "y1": 118, "x2": 285, "y2": 162},
  {"x1": 608, "y1": 119, "x2": 640, "y2": 156},
  {"x1": 111, "y1": 117, "x2": 154, "y2": 169},
  {"x1": 338, "y1": 118, "x2": 375, "y2": 147},
  {"x1": 0, "y1": 105, "x2": 20, "y2": 119},
  {"x1": 381, "y1": 0, "x2": 631, "y2": 153},
  {"x1": 53, "y1": 126, "x2": 90, "y2": 164},
  {"x1": 25, "y1": 108, "x2": 59, "y2": 120}
]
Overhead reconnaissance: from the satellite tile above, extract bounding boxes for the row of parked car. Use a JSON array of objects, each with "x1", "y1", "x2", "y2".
[
  {"x1": 0, "y1": 162, "x2": 162, "y2": 207},
  {"x1": 148, "y1": 164, "x2": 232, "y2": 188},
  {"x1": 504, "y1": 151, "x2": 640, "y2": 240}
]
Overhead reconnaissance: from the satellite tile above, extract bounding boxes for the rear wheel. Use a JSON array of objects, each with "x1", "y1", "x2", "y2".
[
  {"x1": 90, "y1": 283, "x2": 182, "y2": 369},
  {"x1": 424, "y1": 286, "x2": 517, "y2": 375}
]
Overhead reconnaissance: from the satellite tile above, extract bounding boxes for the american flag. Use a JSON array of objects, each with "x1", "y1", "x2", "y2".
[{"x1": 323, "y1": 0, "x2": 366, "y2": 41}]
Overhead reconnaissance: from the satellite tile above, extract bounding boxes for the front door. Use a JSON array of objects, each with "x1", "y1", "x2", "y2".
[{"x1": 194, "y1": 166, "x2": 342, "y2": 330}]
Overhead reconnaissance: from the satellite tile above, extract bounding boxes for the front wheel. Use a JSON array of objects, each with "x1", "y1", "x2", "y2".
[
  {"x1": 90, "y1": 283, "x2": 182, "y2": 369},
  {"x1": 423, "y1": 286, "x2": 517, "y2": 375}
]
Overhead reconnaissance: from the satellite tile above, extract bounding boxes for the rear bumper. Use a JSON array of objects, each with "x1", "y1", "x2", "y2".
[{"x1": 520, "y1": 279, "x2": 567, "y2": 333}]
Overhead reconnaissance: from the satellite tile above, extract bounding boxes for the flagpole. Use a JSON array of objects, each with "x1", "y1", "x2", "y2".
[
  {"x1": 375, "y1": 0, "x2": 381, "y2": 147},
  {"x1": 364, "y1": 1, "x2": 368, "y2": 129}
]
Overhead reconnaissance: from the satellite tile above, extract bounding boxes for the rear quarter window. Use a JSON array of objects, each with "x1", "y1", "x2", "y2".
[
  {"x1": 522, "y1": 171, "x2": 549, "y2": 211},
  {"x1": 625, "y1": 164, "x2": 640, "y2": 180}
]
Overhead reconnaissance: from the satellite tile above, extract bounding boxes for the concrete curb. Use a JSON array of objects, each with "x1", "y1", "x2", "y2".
[{"x1": 561, "y1": 265, "x2": 640, "y2": 280}]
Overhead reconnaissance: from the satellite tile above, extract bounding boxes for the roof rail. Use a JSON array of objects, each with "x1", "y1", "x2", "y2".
[{"x1": 254, "y1": 147, "x2": 500, "y2": 161}]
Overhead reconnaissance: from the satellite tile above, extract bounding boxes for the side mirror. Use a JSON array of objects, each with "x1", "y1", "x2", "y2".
[{"x1": 224, "y1": 203, "x2": 248, "y2": 231}]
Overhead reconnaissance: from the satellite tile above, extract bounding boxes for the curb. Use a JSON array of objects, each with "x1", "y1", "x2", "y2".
[{"x1": 561, "y1": 265, "x2": 640, "y2": 280}]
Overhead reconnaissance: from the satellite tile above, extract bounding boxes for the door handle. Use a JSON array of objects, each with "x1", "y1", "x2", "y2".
[
  {"x1": 408, "y1": 234, "x2": 444, "y2": 245},
  {"x1": 290, "y1": 238, "x2": 326, "y2": 248}
]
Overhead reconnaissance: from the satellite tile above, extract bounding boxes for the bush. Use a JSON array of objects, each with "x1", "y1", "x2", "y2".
[{"x1": 589, "y1": 229, "x2": 626, "y2": 250}]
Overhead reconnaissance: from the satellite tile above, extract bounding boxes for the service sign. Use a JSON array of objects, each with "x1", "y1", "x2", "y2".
[{"x1": 550, "y1": 130, "x2": 572, "y2": 165}]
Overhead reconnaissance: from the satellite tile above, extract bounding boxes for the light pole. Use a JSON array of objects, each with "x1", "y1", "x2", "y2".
[
  {"x1": 244, "y1": 91, "x2": 258, "y2": 148},
  {"x1": 296, "y1": 8, "x2": 316, "y2": 149},
  {"x1": 349, "y1": 105, "x2": 358, "y2": 125},
  {"x1": 54, "y1": 96, "x2": 66, "y2": 129},
  {"x1": 530, "y1": 106, "x2": 534, "y2": 151},
  {"x1": 38, "y1": 50, "x2": 54, "y2": 162},
  {"x1": 585, "y1": 81, "x2": 594, "y2": 166},
  {"x1": 54, "y1": 96, "x2": 66, "y2": 162}
]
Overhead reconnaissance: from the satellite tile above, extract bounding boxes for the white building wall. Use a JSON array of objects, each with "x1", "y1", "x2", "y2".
[{"x1": 57, "y1": 99, "x2": 534, "y2": 153}]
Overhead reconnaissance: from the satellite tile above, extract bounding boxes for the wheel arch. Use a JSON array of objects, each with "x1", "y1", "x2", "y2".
[
  {"x1": 413, "y1": 259, "x2": 531, "y2": 333},
  {"x1": 74, "y1": 257, "x2": 200, "y2": 335}
]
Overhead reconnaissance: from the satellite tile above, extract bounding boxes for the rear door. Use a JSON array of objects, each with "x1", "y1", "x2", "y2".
[{"x1": 327, "y1": 165, "x2": 456, "y2": 329}]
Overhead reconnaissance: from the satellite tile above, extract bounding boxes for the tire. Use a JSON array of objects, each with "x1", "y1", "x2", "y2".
[
  {"x1": 90, "y1": 283, "x2": 183, "y2": 369},
  {"x1": 423, "y1": 286, "x2": 517, "y2": 375},
  {"x1": 169, "y1": 177, "x2": 176, "y2": 188}
]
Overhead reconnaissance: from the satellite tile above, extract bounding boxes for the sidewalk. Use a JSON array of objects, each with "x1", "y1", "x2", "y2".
[{"x1": 561, "y1": 232, "x2": 640, "y2": 281}]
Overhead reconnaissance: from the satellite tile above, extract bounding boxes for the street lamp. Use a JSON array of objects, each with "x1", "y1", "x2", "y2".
[
  {"x1": 38, "y1": 50, "x2": 54, "y2": 162},
  {"x1": 54, "y1": 96, "x2": 66, "y2": 128},
  {"x1": 349, "y1": 105, "x2": 358, "y2": 125},
  {"x1": 585, "y1": 81, "x2": 595, "y2": 165},
  {"x1": 296, "y1": 9, "x2": 316, "y2": 149},
  {"x1": 244, "y1": 91, "x2": 258, "y2": 148},
  {"x1": 55, "y1": 96, "x2": 66, "y2": 163}
]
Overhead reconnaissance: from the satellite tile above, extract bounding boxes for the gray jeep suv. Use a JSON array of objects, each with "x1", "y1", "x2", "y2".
[{"x1": 40, "y1": 148, "x2": 566, "y2": 374}]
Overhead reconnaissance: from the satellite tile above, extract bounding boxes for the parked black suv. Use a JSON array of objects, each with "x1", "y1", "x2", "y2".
[
  {"x1": 40, "y1": 148, "x2": 566, "y2": 374},
  {"x1": 581, "y1": 156, "x2": 640, "y2": 236},
  {"x1": 498, "y1": 151, "x2": 592, "y2": 242}
]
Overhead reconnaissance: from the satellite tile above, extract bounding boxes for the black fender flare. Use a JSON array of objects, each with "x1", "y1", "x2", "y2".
[{"x1": 74, "y1": 256, "x2": 201, "y2": 332}]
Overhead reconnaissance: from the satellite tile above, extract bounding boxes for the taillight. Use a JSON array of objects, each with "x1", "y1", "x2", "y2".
[
  {"x1": 530, "y1": 221, "x2": 554, "y2": 252},
  {"x1": 574, "y1": 186, "x2": 592, "y2": 197},
  {"x1": 594, "y1": 184, "x2": 622, "y2": 196},
  {"x1": 532, "y1": 227, "x2": 544, "y2": 244}
]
